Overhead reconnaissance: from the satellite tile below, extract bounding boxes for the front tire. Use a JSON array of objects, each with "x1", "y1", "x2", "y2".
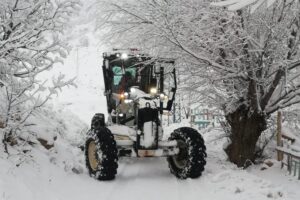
[
  {"x1": 85, "y1": 127, "x2": 118, "y2": 180},
  {"x1": 167, "y1": 127, "x2": 207, "y2": 179},
  {"x1": 91, "y1": 113, "x2": 105, "y2": 129}
]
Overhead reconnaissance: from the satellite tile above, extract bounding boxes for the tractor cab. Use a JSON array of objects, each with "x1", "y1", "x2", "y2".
[{"x1": 102, "y1": 50, "x2": 177, "y2": 116}]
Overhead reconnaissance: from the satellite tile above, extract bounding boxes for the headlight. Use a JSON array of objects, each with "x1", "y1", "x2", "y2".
[
  {"x1": 159, "y1": 93, "x2": 168, "y2": 101},
  {"x1": 150, "y1": 87, "x2": 157, "y2": 95},
  {"x1": 121, "y1": 53, "x2": 128, "y2": 60}
]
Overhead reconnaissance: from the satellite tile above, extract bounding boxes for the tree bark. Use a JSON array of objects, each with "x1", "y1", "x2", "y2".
[{"x1": 225, "y1": 105, "x2": 267, "y2": 168}]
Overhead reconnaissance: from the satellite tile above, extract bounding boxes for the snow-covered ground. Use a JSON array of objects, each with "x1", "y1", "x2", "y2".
[
  {"x1": 1, "y1": 1, "x2": 300, "y2": 199},
  {"x1": 1, "y1": 126, "x2": 300, "y2": 200}
]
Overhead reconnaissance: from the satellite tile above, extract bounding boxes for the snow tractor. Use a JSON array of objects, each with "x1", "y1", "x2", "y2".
[{"x1": 85, "y1": 49, "x2": 207, "y2": 180}]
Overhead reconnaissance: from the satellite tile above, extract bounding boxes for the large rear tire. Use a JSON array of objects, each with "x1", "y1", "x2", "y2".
[
  {"x1": 167, "y1": 127, "x2": 207, "y2": 179},
  {"x1": 85, "y1": 127, "x2": 118, "y2": 180}
]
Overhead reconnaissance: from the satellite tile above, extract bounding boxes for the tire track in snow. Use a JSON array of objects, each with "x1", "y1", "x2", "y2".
[
  {"x1": 105, "y1": 158, "x2": 181, "y2": 200},
  {"x1": 106, "y1": 158, "x2": 147, "y2": 200},
  {"x1": 103, "y1": 158, "x2": 134, "y2": 200}
]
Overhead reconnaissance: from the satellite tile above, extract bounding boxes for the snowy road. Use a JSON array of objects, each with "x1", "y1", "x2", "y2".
[{"x1": 1, "y1": 132, "x2": 300, "y2": 200}]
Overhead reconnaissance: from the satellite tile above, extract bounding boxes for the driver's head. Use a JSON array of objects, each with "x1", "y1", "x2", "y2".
[{"x1": 119, "y1": 71, "x2": 135, "y2": 93}]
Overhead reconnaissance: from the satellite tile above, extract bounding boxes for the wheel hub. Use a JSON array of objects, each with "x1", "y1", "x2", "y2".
[
  {"x1": 88, "y1": 140, "x2": 101, "y2": 171},
  {"x1": 172, "y1": 140, "x2": 188, "y2": 169}
]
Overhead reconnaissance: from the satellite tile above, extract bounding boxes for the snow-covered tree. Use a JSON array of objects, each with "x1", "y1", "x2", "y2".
[
  {"x1": 211, "y1": 0, "x2": 280, "y2": 12},
  {"x1": 96, "y1": 0, "x2": 300, "y2": 167},
  {"x1": 0, "y1": 0, "x2": 79, "y2": 150}
]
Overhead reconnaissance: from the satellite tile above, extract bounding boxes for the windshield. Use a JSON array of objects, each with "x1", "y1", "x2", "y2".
[
  {"x1": 109, "y1": 56, "x2": 175, "y2": 97},
  {"x1": 111, "y1": 65, "x2": 137, "y2": 93},
  {"x1": 110, "y1": 56, "x2": 153, "y2": 93},
  {"x1": 112, "y1": 66, "x2": 136, "y2": 86}
]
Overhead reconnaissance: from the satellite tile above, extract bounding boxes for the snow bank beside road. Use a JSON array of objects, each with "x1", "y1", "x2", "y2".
[{"x1": 0, "y1": 104, "x2": 88, "y2": 200}]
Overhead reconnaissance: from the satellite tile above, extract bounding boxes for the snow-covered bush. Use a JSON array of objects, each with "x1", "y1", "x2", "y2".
[{"x1": 0, "y1": 103, "x2": 88, "y2": 173}]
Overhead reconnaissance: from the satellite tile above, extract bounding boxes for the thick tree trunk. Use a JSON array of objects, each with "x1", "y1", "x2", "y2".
[{"x1": 225, "y1": 105, "x2": 267, "y2": 168}]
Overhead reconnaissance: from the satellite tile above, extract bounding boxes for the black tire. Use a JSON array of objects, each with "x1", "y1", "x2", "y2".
[
  {"x1": 91, "y1": 113, "x2": 105, "y2": 129},
  {"x1": 85, "y1": 127, "x2": 118, "y2": 180},
  {"x1": 167, "y1": 127, "x2": 207, "y2": 179}
]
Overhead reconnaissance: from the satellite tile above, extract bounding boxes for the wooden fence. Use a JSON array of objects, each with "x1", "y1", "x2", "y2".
[{"x1": 276, "y1": 111, "x2": 300, "y2": 179}]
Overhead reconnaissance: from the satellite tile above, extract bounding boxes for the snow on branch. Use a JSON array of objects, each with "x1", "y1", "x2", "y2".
[
  {"x1": 211, "y1": 0, "x2": 279, "y2": 13},
  {"x1": 0, "y1": 0, "x2": 80, "y2": 140}
]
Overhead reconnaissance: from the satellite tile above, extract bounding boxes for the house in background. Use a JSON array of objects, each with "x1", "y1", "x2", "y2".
[{"x1": 190, "y1": 104, "x2": 224, "y2": 130}]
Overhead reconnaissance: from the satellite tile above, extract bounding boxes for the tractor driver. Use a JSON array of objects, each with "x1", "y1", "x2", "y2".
[{"x1": 118, "y1": 71, "x2": 136, "y2": 93}]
